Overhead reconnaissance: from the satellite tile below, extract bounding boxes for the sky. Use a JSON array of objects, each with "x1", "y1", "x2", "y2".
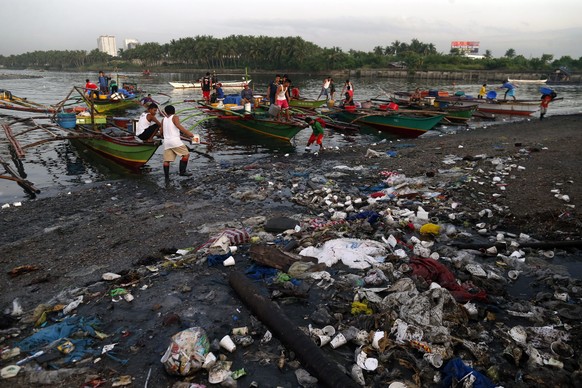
[{"x1": 3, "y1": 0, "x2": 582, "y2": 59}]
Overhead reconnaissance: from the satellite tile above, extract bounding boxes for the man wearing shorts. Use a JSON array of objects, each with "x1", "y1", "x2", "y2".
[
  {"x1": 161, "y1": 105, "x2": 195, "y2": 180},
  {"x1": 201, "y1": 72, "x2": 212, "y2": 103},
  {"x1": 275, "y1": 79, "x2": 291, "y2": 121}
]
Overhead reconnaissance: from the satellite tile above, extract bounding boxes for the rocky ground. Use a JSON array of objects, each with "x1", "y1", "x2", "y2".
[{"x1": 0, "y1": 114, "x2": 581, "y2": 387}]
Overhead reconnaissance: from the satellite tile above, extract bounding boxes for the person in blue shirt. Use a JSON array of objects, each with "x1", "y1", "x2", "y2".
[
  {"x1": 98, "y1": 71, "x2": 109, "y2": 94},
  {"x1": 215, "y1": 83, "x2": 225, "y2": 100},
  {"x1": 502, "y1": 81, "x2": 517, "y2": 101},
  {"x1": 240, "y1": 83, "x2": 254, "y2": 105},
  {"x1": 267, "y1": 74, "x2": 281, "y2": 105}
]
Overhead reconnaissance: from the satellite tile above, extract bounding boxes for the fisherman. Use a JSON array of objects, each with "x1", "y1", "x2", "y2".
[
  {"x1": 161, "y1": 105, "x2": 195, "y2": 180},
  {"x1": 540, "y1": 90, "x2": 557, "y2": 120},
  {"x1": 135, "y1": 103, "x2": 162, "y2": 142},
  {"x1": 305, "y1": 117, "x2": 325, "y2": 152},
  {"x1": 502, "y1": 80, "x2": 517, "y2": 101}
]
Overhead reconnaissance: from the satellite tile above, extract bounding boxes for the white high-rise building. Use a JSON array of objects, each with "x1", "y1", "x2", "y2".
[
  {"x1": 125, "y1": 38, "x2": 140, "y2": 50},
  {"x1": 97, "y1": 35, "x2": 117, "y2": 56}
]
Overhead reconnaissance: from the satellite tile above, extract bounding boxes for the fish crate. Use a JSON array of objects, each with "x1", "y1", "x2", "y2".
[{"x1": 76, "y1": 115, "x2": 107, "y2": 124}]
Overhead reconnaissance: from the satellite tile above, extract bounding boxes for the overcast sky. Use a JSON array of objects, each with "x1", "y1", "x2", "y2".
[{"x1": 3, "y1": 0, "x2": 582, "y2": 59}]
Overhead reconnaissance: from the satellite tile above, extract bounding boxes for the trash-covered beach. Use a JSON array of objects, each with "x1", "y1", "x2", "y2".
[{"x1": 1, "y1": 114, "x2": 581, "y2": 387}]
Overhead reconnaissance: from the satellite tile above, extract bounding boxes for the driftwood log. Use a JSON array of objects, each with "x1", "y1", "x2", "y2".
[{"x1": 228, "y1": 271, "x2": 358, "y2": 388}]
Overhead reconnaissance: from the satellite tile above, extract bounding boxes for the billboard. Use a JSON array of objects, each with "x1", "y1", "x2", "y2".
[{"x1": 451, "y1": 41, "x2": 480, "y2": 54}]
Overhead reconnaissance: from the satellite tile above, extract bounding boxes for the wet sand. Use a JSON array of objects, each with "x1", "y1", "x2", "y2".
[{"x1": 0, "y1": 114, "x2": 580, "y2": 387}]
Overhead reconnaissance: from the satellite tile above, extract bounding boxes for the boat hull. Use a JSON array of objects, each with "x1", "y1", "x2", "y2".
[
  {"x1": 335, "y1": 111, "x2": 444, "y2": 138},
  {"x1": 475, "y1": 101, "x2": 540, "y2": 116},
  {"x1": 170, "y1": 80, "x2": 251, "y2": 89},
  {"x1": 214, "y1": 115, "x2": 305, "y2": 142},
  {"x1": 436, "y1": 97, "x2": 540, "y2": 116},
  {"x1": 289, "y1": 99, "x2": 328, "y2": 109},
  {"x1": 507, "y1": 78, "x2": 548, "y2": 84},
  {"x1": 73, "y1": 128, "x2": 159, "y2": 169}
]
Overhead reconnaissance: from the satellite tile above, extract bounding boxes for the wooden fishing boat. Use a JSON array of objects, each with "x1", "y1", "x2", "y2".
[
  {"x1": 198, "y1": 102, "x2": 307, "y2": 141},
  {"x1": 474, "y1": 100, "x2": 540, "y2": 116},
  {"x1": 507, "y1": 78, "x2": 548, "y2": 85},
  {"x1": 379, "y1": 97, "x2": 477, "y2": 123},
  {"x1": 79, "y1": 93, "x2": 141, "y2": 114},
  {"x1": 437, "y1": 97, "x2": 540, "y2": 116},
  {"x1": 334, "y1": 108, "x2": 444, "y2": 138},
  {"x1": 214, "y1": 113, "x2": 306, "y2": 142},
  {"x1": 1, "y1": 89, "x2": 57, "y2": 114},
  {"x1": 170, "y1": 80, "x2": 251, "y2": 89},
  {"x1": 72, "y1": 125, "x2": 160, "y2": 169},
  {"x1": 289, "y1": 98, "x2": 328, "y2": 109}
]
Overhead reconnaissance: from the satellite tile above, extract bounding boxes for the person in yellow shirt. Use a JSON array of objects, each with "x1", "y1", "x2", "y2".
[{"x1": 478, "y1": 84, "x2": 487, "y2": 99}]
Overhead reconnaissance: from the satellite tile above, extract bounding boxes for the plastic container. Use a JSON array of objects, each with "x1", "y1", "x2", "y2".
[
  {"x1": 387, "y1": 102, "x2": 399, "y2": 111},
  {"x1": 486, "y1": 91, "x2": 497, "y2": 99},
  {"x1": 56, "y1": 113, "x2": 77, "y2": 129},
  {"x1": 540, "y1": 86, "x2": 553, "y2": 95},
  {"x1": 268, "y1": 104, "x2": 281, "y2": 116}
]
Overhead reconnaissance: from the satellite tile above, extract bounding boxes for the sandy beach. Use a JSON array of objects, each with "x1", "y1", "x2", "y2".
[{"x1": 0, "y1": 114, "x2": 580, "y2": 387}]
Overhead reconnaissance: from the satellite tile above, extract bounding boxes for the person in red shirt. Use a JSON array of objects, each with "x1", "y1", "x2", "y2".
[
  {"x1": 85, "y1": 79, "x2": 98, "y2": 98},
  {"x1": 540, "y1": 91, "x2": 557, "y2": 120}
]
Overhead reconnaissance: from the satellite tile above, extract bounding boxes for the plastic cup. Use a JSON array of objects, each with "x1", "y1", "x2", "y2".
[
  {"x1": 223, "y1": 256, "x2": 235, "y2": 266},
  {"x1": 322, "y1": 325, "x2": 336, "y2": 337},
  {"x1": 232, "y1": 326, "x2": 248, "y2": 336},
  {"x1": 219, "y1": 335, "x2": 236, "y2": 352},
  {"x1": 364, "y1": 357, "x2": 379, "y2": 371},
  {"x1": 330, "y1": 333, "x2": 347, "y2": 349},
  {"x1": 314, "y1": 334, "x2": 331, "y2": 347},
  {"x1": 202, "y1": 352, "x2": 217, "y2": 369},
  {"x1": 372, "y1": 331, "x2": 385, "y2": 350},
  {"x1": 423, "y1": 352, "x2": 443, "y2": 368}
]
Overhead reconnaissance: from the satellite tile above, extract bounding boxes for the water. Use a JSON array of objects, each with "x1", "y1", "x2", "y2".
[{"x1": 1, "y1": 69, "x2": 582, "y2": 202}]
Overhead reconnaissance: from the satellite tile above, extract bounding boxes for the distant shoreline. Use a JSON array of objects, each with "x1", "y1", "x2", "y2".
[{"x1": 2, "y1": 68, "x2": 579, "y2": 84}]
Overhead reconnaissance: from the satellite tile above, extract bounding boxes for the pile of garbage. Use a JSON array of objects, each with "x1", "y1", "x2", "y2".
[{"x1": 1, "y1": 150, "x2": 580, "y2": 387}]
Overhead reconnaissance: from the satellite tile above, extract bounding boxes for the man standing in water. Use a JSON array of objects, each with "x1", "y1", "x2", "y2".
[
  {"x1": 161, "y1": 105, "x2": 195, "y2": 180},
  {"x1": 201, "y1": 72, "x2": 212, "y2": 103}
]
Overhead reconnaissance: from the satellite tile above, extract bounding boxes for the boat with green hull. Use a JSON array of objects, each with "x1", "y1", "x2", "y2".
[
  {"x1": 80, "y1": 94, "x2": 141, "y2": 114},
  {"x1": 72, "y1": 126, "x2": 159, "y2": 169},
  {"x1": 387, "y1": 96, "x2": 477, "y2": 123},
  {"x1": 289, "y1": 99, "x2": 328, "y2": 109},
  {"x1": 214, "y1": 113, "x2": 307, "y2": 142},
  {"x1": 334, "y1": 108, "x2": 444, "y2": 138},
  {"x1": 199, "y1": 103, "x2": 307, "y2": 142}
]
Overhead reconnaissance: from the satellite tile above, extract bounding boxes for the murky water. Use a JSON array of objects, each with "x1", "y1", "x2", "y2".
[{"x1": 1, "y1": 69, "x2": 581, "y2": 202}]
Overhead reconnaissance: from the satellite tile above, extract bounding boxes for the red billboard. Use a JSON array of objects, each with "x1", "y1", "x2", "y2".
[{"x1": 451, "y1": 41, "x2": 480, "y2": 54}]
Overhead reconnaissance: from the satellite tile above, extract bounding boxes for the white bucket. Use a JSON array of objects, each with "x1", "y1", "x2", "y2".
[{"x1": 244, "y1": 102, "x2": 251, "y2": 113}]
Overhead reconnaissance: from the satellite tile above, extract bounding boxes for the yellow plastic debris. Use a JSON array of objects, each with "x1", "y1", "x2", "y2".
[
  {"x1": 420, "y1": 223, "x2": 441, "y2": 236},
  {"x1": 351, "y1": 301, "x2": 373, "y2": 315}
]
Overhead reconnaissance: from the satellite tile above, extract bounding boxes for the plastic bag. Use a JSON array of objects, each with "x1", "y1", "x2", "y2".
[{"x1": 161, "y1": 327, "x2": 210, "y2": 376}]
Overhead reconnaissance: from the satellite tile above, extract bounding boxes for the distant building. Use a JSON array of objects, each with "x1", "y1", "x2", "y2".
[
  {"x1": 98, "y1": 35, "x2": 117, "y2": 57},
  {"x1": 465, "y1": 54, "x2": 485, "y2": 60},
  {"x1": 125, "y1": 38, "x2": 140, "y2": 50}
]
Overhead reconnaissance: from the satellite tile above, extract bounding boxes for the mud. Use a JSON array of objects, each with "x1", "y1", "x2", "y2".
[{"x1": 0, "y1": 114, "x2": 581, "y2": 387}]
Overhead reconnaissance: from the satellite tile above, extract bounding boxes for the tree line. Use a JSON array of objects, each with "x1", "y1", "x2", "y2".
[{"x1": 1, "y1": 35, "x2": 581, "y2": 74}]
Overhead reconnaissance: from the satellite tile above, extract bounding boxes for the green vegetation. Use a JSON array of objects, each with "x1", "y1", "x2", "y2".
[{"x1": 1, "y1": 36, "x2": 581, "y2": 74}]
